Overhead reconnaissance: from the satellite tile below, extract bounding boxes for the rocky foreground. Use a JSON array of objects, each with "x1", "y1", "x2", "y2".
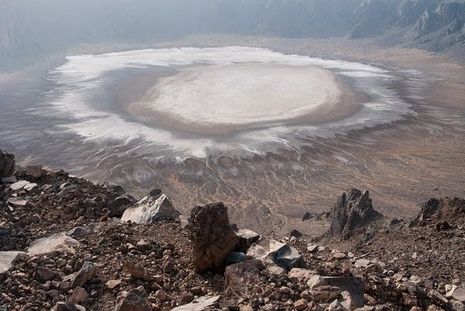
[{"x1": 1, "y1": 150, "x2": 465, "y2": 311}]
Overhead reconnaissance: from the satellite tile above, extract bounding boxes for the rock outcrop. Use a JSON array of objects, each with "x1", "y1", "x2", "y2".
[
  {"x1": 328, "y1": 188, "x2": 383, "y2": 238},
  {"x1": 121, "y1": 189, "x2": 180, "y2": 224},
  {"x1": 411, "y1": 197, "x2": 465, "y2": 226},
  {"x1": 188, "y1": 202, "x2": 239, "y2": 271},
  {"x1": 0, "y1": 150, "x2": 15, "y2": 182}
]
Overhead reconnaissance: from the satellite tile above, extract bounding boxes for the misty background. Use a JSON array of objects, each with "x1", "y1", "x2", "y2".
[{"x1": 1, "y1": 0, "x2": 465, "y2": 66}]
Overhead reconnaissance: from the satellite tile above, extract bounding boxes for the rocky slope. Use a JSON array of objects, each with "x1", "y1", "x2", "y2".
[{"x1": 2, "y1": 151, "x2": 465, "y2": 311}]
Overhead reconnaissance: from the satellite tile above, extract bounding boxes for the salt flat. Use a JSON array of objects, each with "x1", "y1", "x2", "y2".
[{"x1": 130, "y1": 63, "x2": 345, "y2": 135}]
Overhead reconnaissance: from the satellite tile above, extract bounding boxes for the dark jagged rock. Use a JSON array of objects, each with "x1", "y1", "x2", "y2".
[
  {"x1": 411, "y1": 197, "x2": 465, "y2": 226},
  {"x1": 0, "y1": 150, "x2": 15, "y2": 181},
  {"x1": 108, "y1": 194, "x2": 137, "y2": 217},
  {"x1": 302, "y1": 211, "x2": 314, "y2": 221},
  {"x1": 188, "y1": 202, "x2": 239, "y2": 272},
  {"x1": 234, "y1": 228, "x2": 261, "y2": 253},
  {"x1": 328, "y1": 188, "x2": 383, "y2": 238}
]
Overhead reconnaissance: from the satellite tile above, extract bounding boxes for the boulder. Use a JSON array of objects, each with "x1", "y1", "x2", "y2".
[
  {"x1": 121, "y1": 189, "x2": 180, "y2": 224},
  {"x1": 411, "y1": 197, "x2": 465, "y2": 226},
  {"x1": 0, "y1": 151, "x2": 15, "y2": 179},
  {"x1": 171, "y1": 295, "x2": 221, "y2": 311},
  {"x1": 328, "y1": 188, "x2": 383, "y2": 238},
  {"x1": 115, "y1": 287, "x2": 151, "y2": 311},
  {"x1": 108, "y1": 194, "x2": 137, "y2": 217},
  {"x1": 28, "y1": 232, "x2": 79, "y2": 256},
  {"x1": 188, "y1": 202, "x2": 239, "y2": 271},
  {"x1": 247, "y1": 238, "x2": 302, "y2": 270},
  {"x1": 0, "y1": 251, "x2": 25, "y2": 274}
]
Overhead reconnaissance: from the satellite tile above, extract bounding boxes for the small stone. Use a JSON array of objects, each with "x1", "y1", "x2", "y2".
[
  {"x1": 69, "y1": 287, "x2": 88, "y2": 304},
  {"x1": 71, "y1": 261, "x2": 96, "y2": 287},
  {"x1": 288, "y1": 268, "x2": 316, "y2": 283},
  {"x1": 34, "y1": 267, "x2": 55, "y2": 283},
  {"x1": 354, "y1": 259, "x2": 371, "y2": 269},
  {"x1": 116, "y1": 287, "x2": 151, "y2": 311},
  {"x1": 154, "y1": 289, "x2": 167, "y2": 302},
  {"x1": 190, "y1": 286, "x2": 203, "y2": 296},
  {"x1": 26, "y1": 165, "x2": 43, "y2": 178},
  {"x1": 333, "y1": 252, "x2": 346, "y2": 260},
  {"x1": 239, "y1": 305, "x2": 254, "y2": 311},
  {"x1": 294, "y1": 299, "x2": 308, "y2": 310},
  {"x1": 307, "y1": 244, "x2": 319, "y2": 252},
  {"x1": 267, "y1": 264, "x2": 286, "y2": 276},
  {"x1": 52, "y1": 302, "x2": 86, "y2": 311},
  {"x1": 409, "y1": 275, "x2": 422, "y2": 285},
  {"x1": 106, "y1": 279, "x2": 122, "y2": 290},
  {"x1": 180, "y1": 292, "x2": 195, "y2": 303},
  {"x1": 136, "y1": 239, "x2": 150, "y2": 250}
]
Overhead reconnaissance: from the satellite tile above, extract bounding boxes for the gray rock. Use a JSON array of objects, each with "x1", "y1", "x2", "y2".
[
  {"x1": 188, "y1": 202, "x2": 239, "y2": 271},
  {"x1": 7, "y1": 197, "x2": 28, "y2": 207},
  {"x1": 234, "y1": 228, "x2": 261, "y2": 252},
  {"x1": 28, "y1": 232, "x2": 79, "y2": 256},
  {"x1": 354, "y1": 259, "x2": 371, "y2": 269},
  {"x1": 247, "y1": 238, "x2": 302, "y2": 270},
  {"x1": 0, "y1": 251, "x2": 25, "y2": 274},
  {"x1": 121, "y1": 189, "x2": 180, "y2": 224},
  {"x1": 329, "y1": 188, "x2": 383, "y2": 238},
  {"x1": 10, "y1": 180, "x2": 34, "y2": 191},
  {"x1": 71, "y1": 261, "x2": 96, "y2": 287},
  {"x1": 171, "y1": 295, "x2": 220, "y2": 311}
]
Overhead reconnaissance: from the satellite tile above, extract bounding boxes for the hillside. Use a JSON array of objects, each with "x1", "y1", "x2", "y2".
[
  {"x1": 1, "y1": 0, "x2": 465, "y2": 63},
  {"x1": 2, "y1": 152, "x2": 465, "y2": 310}
]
